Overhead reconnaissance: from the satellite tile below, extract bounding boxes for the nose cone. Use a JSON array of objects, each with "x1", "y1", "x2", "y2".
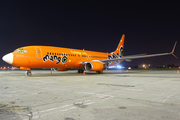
[{"x1": 2, "y1": 53, "x2": 13, "y2": 64}]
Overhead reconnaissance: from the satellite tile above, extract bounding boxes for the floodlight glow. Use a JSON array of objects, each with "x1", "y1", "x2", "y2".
[
  {"x1": 117, "y1": 65, "x2": 122, "y2": 69},
  {"x1": 108, "y1": 65, "x2": 123, "y2": 69}
]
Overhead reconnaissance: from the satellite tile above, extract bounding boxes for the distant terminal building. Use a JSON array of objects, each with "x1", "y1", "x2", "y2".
[{"x1": 0, "y1": 66, "x2": 19, "y2": 70}]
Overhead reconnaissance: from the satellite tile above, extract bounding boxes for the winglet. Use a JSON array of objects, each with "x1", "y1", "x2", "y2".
[{"x1": 171, "y1": 41, "x2": 178, "y2": 59}]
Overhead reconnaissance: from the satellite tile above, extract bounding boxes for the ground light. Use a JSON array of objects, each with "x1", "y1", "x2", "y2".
[
  {"x1": 143, "y1": 64, "x2": 146, "y2": 69},
  {"x1": 108, "y1": 65, "x2": 124, "y2": 69}
]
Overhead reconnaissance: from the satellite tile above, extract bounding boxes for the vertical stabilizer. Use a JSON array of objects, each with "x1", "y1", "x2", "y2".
[{"x1": 112, "y1": 34, "x2": 125, "y2": 58}]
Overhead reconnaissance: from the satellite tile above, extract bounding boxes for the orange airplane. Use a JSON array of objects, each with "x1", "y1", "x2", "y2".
[{"x1": 2, "y1": 34, "x2": 177, "y2": 76}]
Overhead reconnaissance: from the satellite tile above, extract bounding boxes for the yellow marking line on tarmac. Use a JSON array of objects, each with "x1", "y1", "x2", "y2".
[
  {"x1": 4, "y1": 106, "x2": 27, "y2": 111},
  {"x1": 0, "y1": 101, "x2": 14, "y2": 107}
]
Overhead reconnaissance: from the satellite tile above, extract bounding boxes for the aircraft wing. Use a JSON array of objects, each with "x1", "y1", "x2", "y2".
[{"x1": 101, "y1": 41, "x2": 177, "y2": 63}]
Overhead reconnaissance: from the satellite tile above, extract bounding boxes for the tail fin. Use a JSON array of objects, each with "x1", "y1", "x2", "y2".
[{"x1": 113, "y1": 34, "x2": 125, "y2": 58}]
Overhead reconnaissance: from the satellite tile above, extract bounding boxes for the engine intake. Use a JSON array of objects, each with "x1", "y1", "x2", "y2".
[{"x1": 85, "y1": 61, "x2": 104, "y2": 71}]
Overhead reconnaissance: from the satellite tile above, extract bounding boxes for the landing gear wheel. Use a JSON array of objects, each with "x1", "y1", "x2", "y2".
[
  {"x1": 96, "y1": 70, "x2": 103, "y2": 74},
  {"x1": 78, "y1": 69, "x2": 84, "y2": 73},
  {"x1": 25, "y1": 71, "x2": 32, "y2": 76}
]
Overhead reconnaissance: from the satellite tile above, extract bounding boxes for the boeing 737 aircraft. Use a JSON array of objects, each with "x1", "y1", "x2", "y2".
[{"x1": 2, "y1": 34, "x2": 177, "y2": 76}]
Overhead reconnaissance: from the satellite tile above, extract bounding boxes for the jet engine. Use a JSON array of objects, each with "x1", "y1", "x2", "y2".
[{"x1": 84, "y1": 61, "x2": 104, "y2": 71}]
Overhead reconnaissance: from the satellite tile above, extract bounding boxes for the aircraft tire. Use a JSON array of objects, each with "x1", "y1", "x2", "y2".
[
  {"x1": 25, "y1": 71, "x2": 32, "y2": 76},
  {"x1": 96, "y1": 70, "x2": 103, "y2": 74},
  {"x1": 78, "y1": 69, "x2": 84, "y2": 73}
]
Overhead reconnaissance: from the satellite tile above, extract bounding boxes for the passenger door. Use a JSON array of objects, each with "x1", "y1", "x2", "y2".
[{"x1": 35, "y1": 47, "x2": 42, "y2": 59}]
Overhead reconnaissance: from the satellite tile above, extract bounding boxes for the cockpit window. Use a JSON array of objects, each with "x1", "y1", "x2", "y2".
[
  {"x1": 13, "y1": 50, "x2": 19, "y2": 53},
  {"x1": 13, "y1": 49, "x2": 27, "y2": 53}
]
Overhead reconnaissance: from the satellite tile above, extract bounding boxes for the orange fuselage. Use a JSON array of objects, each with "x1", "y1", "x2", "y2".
[{"x1": 12, "y1": 46, "x2": 109, "y2": 69}]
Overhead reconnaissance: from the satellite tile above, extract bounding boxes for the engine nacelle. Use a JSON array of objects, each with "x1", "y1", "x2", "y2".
[{"x1": 85, "y1": 61, "x2": 104, "y2": 71}]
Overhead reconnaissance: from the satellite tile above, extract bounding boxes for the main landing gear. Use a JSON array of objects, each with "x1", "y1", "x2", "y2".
[
  {"x1": 96, "y1": 70, "x2": 103, "y2": 74},
  {"x1": 78, "y1": 69, "x2": 103, "y2": 74},
  {"x1": 78, "y1": 69, "x2": 84, "y2": 73},
  {"x1": 25, "y1": 70, "x2": 32, "y2": 76}
]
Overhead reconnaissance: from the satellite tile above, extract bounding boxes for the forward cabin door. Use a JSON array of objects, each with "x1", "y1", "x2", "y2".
[{"x1": 35, "y1": 47, "x2": 42, "y2": 59}]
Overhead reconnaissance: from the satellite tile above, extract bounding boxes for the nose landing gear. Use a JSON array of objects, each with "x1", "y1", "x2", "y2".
[{"x1": 25, "y1": 71, "x2": 32, "y2": 76}]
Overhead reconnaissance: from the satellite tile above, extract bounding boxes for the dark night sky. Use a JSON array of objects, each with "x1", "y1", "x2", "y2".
[{"x1": 0, "y1": 1, "x2": 179, "y2": 67}]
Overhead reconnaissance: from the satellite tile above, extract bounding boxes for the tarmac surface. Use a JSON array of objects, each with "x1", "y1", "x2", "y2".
[{"x1": 0, "y1": 69, "x2": 180, "y2": 120}]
